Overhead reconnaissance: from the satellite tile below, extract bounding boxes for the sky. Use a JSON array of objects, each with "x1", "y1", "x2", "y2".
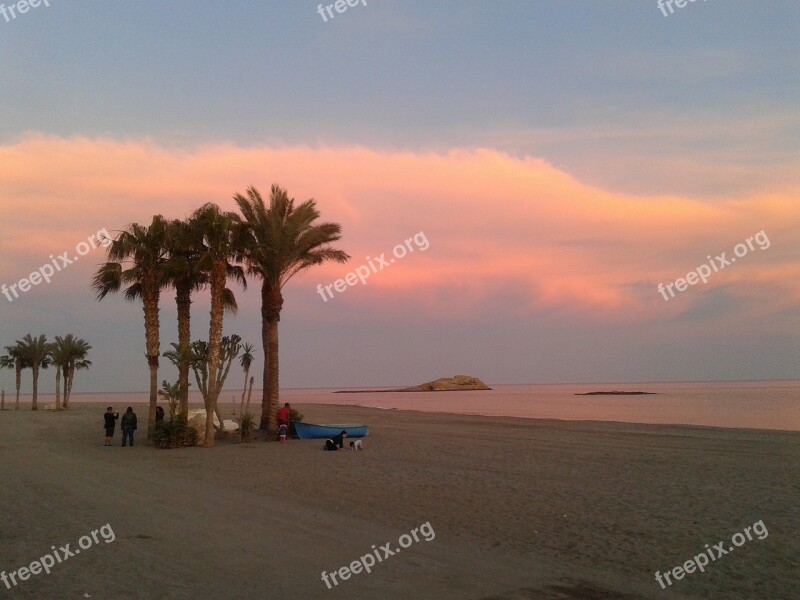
[{"x1": 0, "y1": 1, "x2": 799, "y2": 393}]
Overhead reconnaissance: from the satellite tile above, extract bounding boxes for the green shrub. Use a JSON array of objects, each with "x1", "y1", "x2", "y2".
[
  {"x1": 239, "y1": 412, "x2": 255, "y2": 442},
  {"x1": 289, "y1": 408, "x2": 303, "y2": 436},
  {"x1": 154, "y1": 415, "x2": 198, "y2": 449}
]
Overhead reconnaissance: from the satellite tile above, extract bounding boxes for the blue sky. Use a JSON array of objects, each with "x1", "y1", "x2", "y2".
[{"x1": 3, "y1": 2, "x2": 797, "y2": 190}]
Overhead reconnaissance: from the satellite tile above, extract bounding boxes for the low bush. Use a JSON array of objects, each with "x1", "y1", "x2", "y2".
[
  {"x1": 154, "y1": 415, "x2": 198, "y2": 449},
  {"x1": 239, "y1": 413, "x2": 255, "y2": 442},
  {"x1": 289, "y1": 408, "x2": 303, "y2": 436}
]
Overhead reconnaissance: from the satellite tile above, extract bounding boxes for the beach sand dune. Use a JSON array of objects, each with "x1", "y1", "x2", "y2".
[{"x1": 0, "y1": 403, "x2": 797, "y2": 599}]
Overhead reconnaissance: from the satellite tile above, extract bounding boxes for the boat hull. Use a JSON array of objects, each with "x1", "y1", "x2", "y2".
[{"x1": 293, "y1": 422, "x2": 369, "y2": 439}]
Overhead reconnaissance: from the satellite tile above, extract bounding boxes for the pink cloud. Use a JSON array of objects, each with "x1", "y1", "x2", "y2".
[{"x1": 1, "y1": 133, "x2": 798, "y2": 321}]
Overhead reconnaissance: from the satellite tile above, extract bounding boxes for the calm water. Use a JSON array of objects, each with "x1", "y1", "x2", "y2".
[{"x1": 29, "y1": 380, "x2": 800, "y2": 432}]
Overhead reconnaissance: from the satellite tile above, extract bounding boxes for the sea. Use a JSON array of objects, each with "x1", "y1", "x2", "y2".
[{"x1": 17, "y1": 380, "x2": 800, "y2": 432}]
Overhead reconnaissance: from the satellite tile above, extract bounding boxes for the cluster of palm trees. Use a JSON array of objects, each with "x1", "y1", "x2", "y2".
[
  {"x1": 0, "y1": 334, "x2": 91, "y2": 411},
  {"x1": 92, "y1": 185, "x2": 349, "y2": 447}
]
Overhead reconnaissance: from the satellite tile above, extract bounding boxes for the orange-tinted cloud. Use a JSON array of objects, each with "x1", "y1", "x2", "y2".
[{"x1": 1, "y1": 133, "x2": 798, "y2": 321}]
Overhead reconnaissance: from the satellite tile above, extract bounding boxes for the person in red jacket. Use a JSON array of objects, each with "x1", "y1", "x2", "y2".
[{"x1": 276, "y1": 403, "x2": 291, "y2": 440}]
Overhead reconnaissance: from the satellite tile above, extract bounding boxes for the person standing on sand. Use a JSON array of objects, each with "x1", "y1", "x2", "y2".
[
  {"x1": 120, "y1": 407, "x2": 137, "y2": 447},
  {"x1": 334, "y1": 430, "x2": 348, "y2": 449},
  {"x1": 276, "y1": 402, "x2": 291, "y2": 439},
  {"x1": 277, "y1": 402, "x2": 290, "y2": 426},
  {"x1": 103, "y1": 407, "x2": 119, "y2": 447}
]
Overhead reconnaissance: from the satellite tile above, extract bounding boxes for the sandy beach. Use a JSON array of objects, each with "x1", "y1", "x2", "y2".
[{"x1": 1, "y1": 403, "x2": 797, "y2": 599}]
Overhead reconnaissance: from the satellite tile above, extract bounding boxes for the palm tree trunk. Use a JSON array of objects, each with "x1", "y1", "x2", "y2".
[
  {"x1": 245, "y1": 375, "x2": 254, "y2": 413},
  {"x1": 259, "y1": 286, "x2": 270, "y2": 431},
  {"x1": 176, "y1": 285, "x2": 191, "y2": 419},
  {"x1": 31, "y1": 364, "x2": 39, "y2": 410},
  {"x1": 14, "y1": 365, "x2": 21, "y2": 410},
  {"x1": 148, "y1": 361, "x2": 159, "y2": 438},
  {"x1": 55, "y1": 368, "x2": 61, "y2": 411},
  {"x1": 258, "y1": 284, "x2": 282, "y2": 435},
  {"x1": 63, "y1": 367, "x2": 70, "y2": 409},
  {"x1": 238, "y1": 366, "x2": 250, "y2": 415},
  {"x1": 143, "y1": 286, "x2": 161, "y2": 444},
  {"x1": 265, "y1": 286, "x2": 283, "y2": 436},
  {"x1": 66, "y1": 366, "x2": 73, "y2": 407},
  {"x1": 266, "y1": 318, "x2": 280, "y2": 436},
  {"x1": 204, "y1": 260, "x2": 227, "y2": 448},
  {"x1": 0, "y1": 390, "x2": 4, "y2": 410}
]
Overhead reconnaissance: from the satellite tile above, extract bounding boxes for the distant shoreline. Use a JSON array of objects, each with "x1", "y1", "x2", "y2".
[
  {"x1": 574, "y1": 391, "x2": 656, "y2": 396},
  {"x1": 333, "y1": 388, "x2": 492, "y2": 394},
  {"x1": 8, "y1": 382, "x2": 799, "y2": 432}
]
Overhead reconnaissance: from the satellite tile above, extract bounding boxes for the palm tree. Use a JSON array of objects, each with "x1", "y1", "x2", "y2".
[
  {"x1": 67, "y1": 361, "x2": 90, "y2": 408},
  {"x1": 162, "y1": 343, "x2": 189, "y2": 369},
  {"x1": 158, "y1": 379, "x2": 181, "y2": 419},
  {"x1": 17, "y1": 334, "x2": 49, "y2": 410},
  {"x1": 92, "y1": 216, "x2": 170, "y2": 443},
  {"x1": 235, "y1": 185, "x2": 349, "y2": 433},
  {"x1": 190, "y1": 204, "x2": 246, "y2": 447},
  {"x1": 163, "y1": 218, "x2": 242, "y2": 419},
  {"x1": 65, "y1": 338, "x2": 91, "y2": 409},
  {"x1": 163, "y1": 218, "x2": 206, "y2": 419},
  {"x1": 48, "y1": 335, "x2": 91, "y2": 410},
  {"x1": 1, "y1": 348, "x2": 26, "y2": 410},
  {"x1": 237, "y1": 343, "x2": 255, "y2": 415},
  {"x1": 1, "y1": 356, "x2": 13, "y2": 410},
  {"x1": 47, "y1": 339, "x2": 69, "y2": 410}
]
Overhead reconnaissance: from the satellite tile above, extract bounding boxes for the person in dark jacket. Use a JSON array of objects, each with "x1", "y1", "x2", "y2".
[
  {"x1": 324, "y1": 430, "x2": 348, "y2": 451},
  {"x1": 120, "y1": 407, "x2": 137, "y2": 447},
  {"x1": 334, "y1": 430, "x2": 348, "y2": 449},
  {"x1": 103, "y1": 407, "x2": 119, "y2": 447},
  {"x1": 155, "y1": 406, "x2": 165, "y2": 423}
]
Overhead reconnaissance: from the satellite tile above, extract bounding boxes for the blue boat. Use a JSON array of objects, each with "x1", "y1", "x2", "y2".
[{"x1": 293, "y1": 422, "x2": 369, "y2": 439}]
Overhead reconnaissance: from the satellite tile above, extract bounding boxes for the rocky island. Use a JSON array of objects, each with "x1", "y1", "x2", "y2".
[
  {"x1": 335, "y1": 375, "x2": 491, "y2": 393},
  {"x1": 400, "y1": 375, "x2": 492, "y2": 392}
]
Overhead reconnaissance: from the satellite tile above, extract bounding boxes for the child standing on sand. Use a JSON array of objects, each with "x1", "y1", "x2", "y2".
[{"x1": 103, "y1": 407, "x2": 119, "y2": 447}]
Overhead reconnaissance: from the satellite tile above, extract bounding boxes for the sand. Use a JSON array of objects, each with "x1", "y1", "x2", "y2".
[{"x1": 0, "y1": 402, "x2": 797, "y2": 599}]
